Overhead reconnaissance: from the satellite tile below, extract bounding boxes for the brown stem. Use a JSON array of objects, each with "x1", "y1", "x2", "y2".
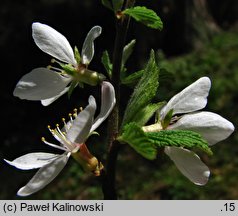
[{"x1": 101, "y1": 0, "x2": 135, "y2": 200}]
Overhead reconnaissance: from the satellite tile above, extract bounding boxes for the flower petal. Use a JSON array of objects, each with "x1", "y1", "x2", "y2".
[
  {"x1": 81, "y1": 26, "x2": 102, "y2": 65},
  {"x1": 160, "y1": 77, "x2": 211, "y2": 119},
  {"x1": 13, "y1": 68, "x2": 71, "y2": 100},
  {"x1": 4, "y1": 153, "x2": 60, "y2": 170},
  {"x1": 41, "y1": 86, "x2": 70, "y2": 106},
  {"x1": 90, "y1": 81, "x2": 116, "y2": 133},
  {"x1": 17, "y1": 153, "x2": 69, "y2": 196},
  {"x1": 169, "y1": 111, "x2": 235, "y2": 145},
  {"x1": 165, "y1": 146, "x2": 210, "y2": 185},
  {"x1": 66, "y1": 96, "x2": 97, "y2": 143},
  {"x1": 32, "y1": 22, "x2": 77, "y2": 66}
]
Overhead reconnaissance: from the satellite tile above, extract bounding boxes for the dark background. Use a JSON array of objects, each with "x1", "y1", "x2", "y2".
[{"x1": 1, "y1": 0, "x2": 237, "y2": 199}]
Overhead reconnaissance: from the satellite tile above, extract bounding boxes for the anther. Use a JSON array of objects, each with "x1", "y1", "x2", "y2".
[
  {"x1": 80, "y1": 107, "x2": 83, "y2": 112},
  {"x1": 51, "y1": 58, "x2": 56, "y2": 63},
  {"x1": 41, "y1": 137, "x2": 45, "y2": 142},
  {"x1": 69, "y1": 113, "x2": 73, "y2": 122},
  {"x1": 73, "y1": 108, "x2": 77, "y2": 117}
]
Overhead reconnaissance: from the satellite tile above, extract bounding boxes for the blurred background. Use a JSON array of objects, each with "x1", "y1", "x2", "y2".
[{"x1": 0, "y1": 0, "x2": 237, "y2": 199}]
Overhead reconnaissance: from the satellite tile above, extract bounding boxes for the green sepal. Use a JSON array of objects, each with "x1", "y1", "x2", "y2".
[
  {"x1": 60, "y1": 64, "x2": 77, "y2": 76},
  {"x1": 78, "y1": 82, "x2": 84, "y2": 88},
  {"x1": 67, "y1": 80, "x2": 78, "y2": 99},
  {"x1": 147, "y1": 130, "x2": 213, "y2": 156},
  {"x1": 123, "y1": 6, "x2": 163, "y2": 30},
  {"x1": 74, "y1": 46, "x2": 81, "y2": 64},
  {"x1": 101, "y1": 50, "x2": 112, "y2": 78},
  {"x1": 118, "y1": 122, "x2": 157, "y2": 160},
  {"x1": 121, "y1": 50, "x2": 160, "y2": 127},
  {"x1": 162, "y1": 109, "x2": 173, "y2": 129}
]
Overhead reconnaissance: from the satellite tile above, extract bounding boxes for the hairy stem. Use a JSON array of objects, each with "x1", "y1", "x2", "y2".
[{"x1": 102, "y1": 0, "x2": 135, "y2": 200}]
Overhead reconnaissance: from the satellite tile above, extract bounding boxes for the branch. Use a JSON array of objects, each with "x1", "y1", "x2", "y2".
[{"x1": 101, "y1": 0, "x2": 135, "y2": 200}]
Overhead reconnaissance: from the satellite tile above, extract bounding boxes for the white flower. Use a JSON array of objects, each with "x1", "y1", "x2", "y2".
[
  {"x1": 5, "y1": 81, "x2": 115, "y2": 196},
  {"x1": 160, "y1": 77, "x2": 234, "y2": 185},
  {"x1": 13, "y1": 22, "x2": 104, "y2": 106}
]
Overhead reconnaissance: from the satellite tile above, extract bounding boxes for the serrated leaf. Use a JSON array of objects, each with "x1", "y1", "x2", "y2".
[
  {"x1": 123, "y1": 6, "x2": 163, "y2": 30},
  {"x1": 133, "y1": 102, "x2": 165, "y2": 126},
  {"x1": 121, "y1": 69, "x2": 143, "y2": 86},
  {"x1": 112, "y1": 0, "x2": 124, "y2": 11},
  {"x1": 102, "y1": 0, "x2": 113, "y2": 10},
  {"x1": 101, "y1": 50, "x2": 112, "y2": 78},
  {"x1": 122, "y1": 50, "x2": 160, "y2": 127},
  {"x1": 147, "y1": 130, "x2": 213, "y2": 155},
  {"x1": 119, "y1": 123, "x2": 157, "y2": 160}
]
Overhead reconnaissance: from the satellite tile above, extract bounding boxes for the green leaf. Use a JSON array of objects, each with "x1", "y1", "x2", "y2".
[
  {"x1": 121, "y1": 70, "x2": 143, "y2": 86},
  {"x1": 132, "y1": 102, "x2": 164, "y2": 126},
  {"x1": 102, "y1": 0, "x2": 113, "y2": 10},
  {"x1": 123, "y1": 6, "x2": 163, "y2": 30},
  {"x1": 147, "y1": 130, "x2": 213, "y2": 155},
  {"x1": 118, "y1": 123, "x2": 157, "y2": 160},
  {"x1": 101, "y1": 50, "x2": 112, "y2": 78},
  {"x1": 122, "y1": 39, "x2": 136, "y2": 70},
  {"x1": 112, "y1": 0, "x2": 124, "y2": 11},
  {"x1": 122, "y1": 50, "x2": 160, "y2": 127}
]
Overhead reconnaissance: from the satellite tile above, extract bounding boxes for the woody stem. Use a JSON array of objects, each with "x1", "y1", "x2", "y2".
[{"x1": 101, "y1": 0, "x2": 135, "y2": 200}]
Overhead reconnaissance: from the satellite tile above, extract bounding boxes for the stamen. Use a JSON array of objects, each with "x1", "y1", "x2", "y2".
[
  {"x1": 80, "y1": 107, "x2": 83, "y2": 112},
  {"x1": 51, "y1": 58, "x2": 63, "y2": 66},
  {"x1": 41, "y1": 137, "x2": 68, "y2": 151},
  {"x1": 47, "y1": 125, "x2": 54, "y2": 134},
  {"x1": 47, "y1": 65, "x2": 62, "y2": 72},
  {"x1": 73, "y1": 108, "x2": 77, "y2": 118},
  {"x1": 56, "y1": 124, "x2": 66, "y2": 138},
  {"x1": 69, "y1": 113, "x2": 73, "y2": 122}
]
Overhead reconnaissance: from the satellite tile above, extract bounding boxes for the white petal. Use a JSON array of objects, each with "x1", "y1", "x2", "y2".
[
  {"x1": 66, "y1": 96, "x2": 97, "y2": 143},
  {"x1": 17, "y1": 153, "x2": 69, "y2": 197},
  {"x1": 32, "y1": 22, "x2": 77, "y2": 66},
  {"x1": 169, "y1": 111, "x2": 235, "y2": 145},
  {"x1": 165, "y1": 147, "x2": 210, "y2": 185},
  {"x1": 90, "y1": 81, "x2": 116, "y2": 133},
  {"x1": 41, "y1": 86, "x2": 70, "y2": 106},
  {"x1": 81, "y1": 26, "x2": 102, "y2": 65},
  {"x1": 160, "y1": 77, "x2": 211, "y2": 119},
  {"x1": 4, "y1": 153, "x2": 60, "y2": 170},
  {"x1": 13, "y1": 68, "x2": 71, "y2": 100}
]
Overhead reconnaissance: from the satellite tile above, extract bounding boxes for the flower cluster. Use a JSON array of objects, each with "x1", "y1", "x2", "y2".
[{"x1": 5, "y1": 19, "x2": 235, "y2": 198}]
